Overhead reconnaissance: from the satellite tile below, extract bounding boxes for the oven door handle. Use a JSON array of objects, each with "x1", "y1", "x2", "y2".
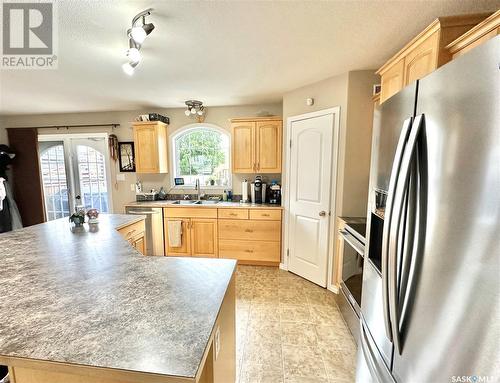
[{"x1": 339, "y1": 230, "x2": 365, "y2": 256}]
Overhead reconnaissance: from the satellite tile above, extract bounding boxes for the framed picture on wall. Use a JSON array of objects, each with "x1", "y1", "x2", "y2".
[{"x1": 118, "y1": 142, "x2": 135, "y2": 172}]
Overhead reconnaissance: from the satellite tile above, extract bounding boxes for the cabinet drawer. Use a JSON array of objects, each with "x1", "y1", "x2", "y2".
[
  {"x1": 249, "y1": 209, "x2": 281, "y2": 221},
  {"x1": 218, "y1": 219, "x2": 281, "y2": 241},
  {"x1": 164, "y1": 207, "x2": 217, "y2": 219},
  {"x1": 219, "y1": 240, "x2": 280, "y2": 262},
  {"x1": 218, "y1": 208, "x2": 249, "y2": 219},
  {"x1": 118, "y1": 219, "x2": 145, "y2": 240}
]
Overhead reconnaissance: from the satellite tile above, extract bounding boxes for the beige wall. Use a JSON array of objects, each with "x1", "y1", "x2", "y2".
[
  {"x1": 0, "y1": 103, "x2": 282, "y2": 213},
  {"x1": 282, "y1": 70, "x2": 377, "y2": 217},
  {"x1": 282, "y1": 70, "x2": 378, "y2": 286}
]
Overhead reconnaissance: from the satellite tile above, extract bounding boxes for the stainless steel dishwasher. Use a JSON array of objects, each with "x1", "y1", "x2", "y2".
[{"x1": 125, "y1": 207, "x2": 164, "y2": 256}]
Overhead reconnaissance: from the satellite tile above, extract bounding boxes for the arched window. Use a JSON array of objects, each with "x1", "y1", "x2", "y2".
[{"x1": 172, "y1": 124, "x2": 231, "y2": 187}]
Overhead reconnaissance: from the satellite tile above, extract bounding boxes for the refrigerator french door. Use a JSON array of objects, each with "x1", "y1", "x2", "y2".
[{"x1": 357, "y1": 36, "x2": 500, "y2": 382}]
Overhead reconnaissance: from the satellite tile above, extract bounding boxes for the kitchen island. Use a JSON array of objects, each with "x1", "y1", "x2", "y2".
[{"x1": 0, "y1": 214, "x2": 236, "y2": 383}]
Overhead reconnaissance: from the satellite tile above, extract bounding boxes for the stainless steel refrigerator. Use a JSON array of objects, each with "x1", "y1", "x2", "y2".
[{"x1": 356, "y1": 36, "x2": 499, "y2": 382}]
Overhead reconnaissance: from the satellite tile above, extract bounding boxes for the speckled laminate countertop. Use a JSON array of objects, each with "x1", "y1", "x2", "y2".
[
  {"x1": 125, "y1": 200, "x2": 283, "y2": 209},
  {"x1": 0, "y1": 214, "x2": 236, "y2": 378}
]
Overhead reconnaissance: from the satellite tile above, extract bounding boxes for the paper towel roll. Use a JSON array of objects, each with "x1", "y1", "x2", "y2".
[{"x1": 241, "y1": 180, "x2": 249, "y2": 202}]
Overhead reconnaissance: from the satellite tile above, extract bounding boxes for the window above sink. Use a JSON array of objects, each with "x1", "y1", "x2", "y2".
[{"x1": 171, "y1": 124, "x2": 231, "y2": 189}]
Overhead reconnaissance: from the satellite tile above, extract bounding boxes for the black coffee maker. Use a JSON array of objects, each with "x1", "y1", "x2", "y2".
[{"x1": 268, "y1": 181, "x2": 281, "y2": 205}]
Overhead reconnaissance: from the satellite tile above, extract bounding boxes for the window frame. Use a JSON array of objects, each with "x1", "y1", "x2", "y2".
[{"x1": 170, "y1": 123, "x2": 232, "y2": 189}]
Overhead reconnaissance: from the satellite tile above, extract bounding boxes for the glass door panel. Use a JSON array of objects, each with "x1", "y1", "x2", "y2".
[{"x1": 39, "y1": 142, "x2": 70, "y2": 221}]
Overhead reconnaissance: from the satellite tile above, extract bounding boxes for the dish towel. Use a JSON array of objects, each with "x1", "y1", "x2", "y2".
[
  {"x1": 0, "y1": 178, "x2": 5, "y2": 211},
  {"x1": 167, "y1": 220, "x2": 183, "y2": 248}
]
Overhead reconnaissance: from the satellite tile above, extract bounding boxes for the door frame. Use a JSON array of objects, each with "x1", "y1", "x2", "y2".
[
  {"x1": 38, "y1": 132, "x2": 114, "y2": 215},
  {"x1": 283, "y1": 107, "x2": 341, "y2": 292}
]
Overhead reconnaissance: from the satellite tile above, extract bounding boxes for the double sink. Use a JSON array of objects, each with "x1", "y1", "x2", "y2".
[{"x1": 171, "y1": 200, "x2": 220, "y2": 205}]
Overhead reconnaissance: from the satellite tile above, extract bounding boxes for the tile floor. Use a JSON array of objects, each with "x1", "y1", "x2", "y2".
[{"x1": 235, "y1": 265, "x2": 357, "y2": 383}]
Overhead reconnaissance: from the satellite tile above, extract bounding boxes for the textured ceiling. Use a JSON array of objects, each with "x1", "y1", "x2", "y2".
[{"x1": 0, "y1": 0, "x2": 497, "y2": 115}]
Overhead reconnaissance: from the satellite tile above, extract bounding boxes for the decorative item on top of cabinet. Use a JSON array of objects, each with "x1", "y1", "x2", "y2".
[
  {"x1": 231, "y1": 117, "x2": 282, "y2": 173},
  {"x1": 132, "y1": 121, "x2": 168, "y2": 173},
  {"x1": 446, "y1": 10, "x2": 500, "y2": 59},
  {"x1": 377, "y1": 12, "x2": 492, "y2": 103}
]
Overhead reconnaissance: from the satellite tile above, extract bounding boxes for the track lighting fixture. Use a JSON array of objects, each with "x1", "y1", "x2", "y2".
[
  {"x1": 122, "y1": 8, "x2": 154, "y2": 75},
  {"x1": 184, "y1": 100, "x2": 206, "y2": 122}
]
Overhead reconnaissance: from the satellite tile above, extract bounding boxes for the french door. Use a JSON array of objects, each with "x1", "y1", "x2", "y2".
[{"x1": 38, "y1": 134, "x2": 112, "y2": 221}]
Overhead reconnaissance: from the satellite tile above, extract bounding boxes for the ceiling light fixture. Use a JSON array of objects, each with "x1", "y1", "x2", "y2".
[
  {"x1": 185, "y1": 100, "x2": 206, "y2": 122},
  {"x1": 122, "y1": 8, "x2": 154, "y2": 75}
]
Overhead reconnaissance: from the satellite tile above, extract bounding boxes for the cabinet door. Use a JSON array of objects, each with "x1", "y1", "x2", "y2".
[
  {"x1": 191, "y1": 218, "x2": 218, "y2": 258},
  {"x1": 164, "y1": 218, "x2": 191, "y2": 256},
  {"x1": 134, "y1": 125, "x2": 159, "y2": 173},
  {"x1": 256, "y1": 121, "x2": 282, "y2": 173},
  {"x1": 232, "y1": 122, "x2": 256, "y2": 173},
  {"x1": 380, "y1": 58, "x2": 405, "y2": 103},
  {"x1": 133, "y1": 235, "x2": 146, "y2": 255},
  {"x1": 404, "y1": 31, "x2": 439, "y2": 86}
]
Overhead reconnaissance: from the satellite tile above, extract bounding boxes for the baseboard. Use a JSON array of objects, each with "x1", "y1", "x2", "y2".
[{"x1": 327, "y1": 284, "x2": 339, "y2": 294}]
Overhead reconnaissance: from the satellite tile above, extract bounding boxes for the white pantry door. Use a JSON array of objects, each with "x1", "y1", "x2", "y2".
[{"x1": 287, "y1": 111, "x2": 336, "y2": 287}]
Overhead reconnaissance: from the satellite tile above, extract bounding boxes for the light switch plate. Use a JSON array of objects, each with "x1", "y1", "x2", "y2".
[
  {"x1": 214, "y1": 326, "x2": 221, "y2": 360},
  {"x1": 116, "y1": 174, "x2": 125, "y2": 181}
]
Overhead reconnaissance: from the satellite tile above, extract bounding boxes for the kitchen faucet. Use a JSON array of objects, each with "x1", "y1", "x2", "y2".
[{"x1": 195, "y1": 179, "x2": 203, "y2": 200}]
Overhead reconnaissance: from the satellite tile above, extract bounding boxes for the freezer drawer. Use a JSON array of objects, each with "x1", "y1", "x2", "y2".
[{"x1": 356, "y1": 316, "x2": 394, "y2": 383}]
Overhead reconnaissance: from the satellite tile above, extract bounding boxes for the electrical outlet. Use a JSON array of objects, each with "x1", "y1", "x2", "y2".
[
  {"x1": 116, "y1": 174, "x2": 125, "y2": 181},
  {"x1": 214, "y1": 326, "x2": 221, "y2": 360}
]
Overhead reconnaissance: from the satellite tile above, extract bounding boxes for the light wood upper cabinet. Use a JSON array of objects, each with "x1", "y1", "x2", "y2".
[
  {"x1": 404, "y1": 31, "x2": 439, "y2": 86},
  {"x1": 256, "y1": 121, "x2": 282, "y2": 173},
  {"x1": 377, "y1": 13, "x2": 491, "y2": 103},
  {"x1": 379, "y1": 58, "x2": 405, "y2": 103},
  {"x1": 133, "y1": 121, "x2": 169, "y2": 173},
  {"x1": 231, "y1": 122, "x2": 255, "y2": 173},
  {"x1": 231, "y1": 117, "x2": 282, "y2": 174},
  {"x1": 191, "y1": 218, "x2": 218, "y2": 258},
  {"x1": 446, "y1": 10, "x2": 500, "y2": 59}
]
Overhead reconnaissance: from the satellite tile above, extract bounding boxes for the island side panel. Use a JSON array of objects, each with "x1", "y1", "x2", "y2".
[{"x1": 197, "y1": 273, "x2": 236, "y2": 383}]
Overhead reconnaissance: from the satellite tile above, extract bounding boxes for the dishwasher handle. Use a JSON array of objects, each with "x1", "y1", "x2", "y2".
[{"x1": 126, "y1": 210, "x2": 161, "y2": 215}]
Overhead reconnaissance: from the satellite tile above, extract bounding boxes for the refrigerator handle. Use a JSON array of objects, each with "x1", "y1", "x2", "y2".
[
  {"x1": 381, "y1": 117, "x2": 413, "y2": 342},
  {"x1": 388, "y1": 114, "x2": 425, "y2": 355},
  {"x1": 360, "y1": 318, "x2": 396, "y2": 383}
]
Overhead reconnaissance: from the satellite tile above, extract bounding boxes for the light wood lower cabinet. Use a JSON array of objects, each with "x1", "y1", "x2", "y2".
[
  {"x1": 163, "y1": 207, "x2": 282, "y2": 265},
  {"x1": 218, "y1": 219, "x2": 281, "y2": 242},
  {"x1": 164, "y1": 217, "x2": 191, "y2": 256},
  {"x1": 191, "y1": 218, "x2": 218, "y2": 258},
  {"x1": 164, "y1": 208, "x2": 218, "y2": 257},
  {"x1": 219, "y1": 240, "x2": 280, "y2": 264},
  {"x1": 117, "y1": 219, "x2": 146, "y2": 255}
]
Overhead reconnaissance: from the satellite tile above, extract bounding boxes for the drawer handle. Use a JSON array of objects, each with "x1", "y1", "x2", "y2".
[
  {"x1": 244, "y1": 229, "x2": 254, "y2": 233},
  {"x1": 229, "y1": 213, "x2": 237, "y2": 216},
  {"x1": 126, "y1": 229, "x2": 136, "y2": 237},
  {"x1": 261, "y1": 214, "x2": 270, "y2": 217},
  {"x1": 244, "y1": 249, "x2": 254, "y2": 253}
]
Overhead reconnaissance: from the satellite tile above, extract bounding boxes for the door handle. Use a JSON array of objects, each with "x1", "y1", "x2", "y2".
[
  {"x1": 381, "y1": 116, "x2": 413, "y2": 342},
  {"x1": 388, "y1": 114, "x2": 425, "y2": 355},
  {"x1": 319, "y1": 211, "x2": 326, "y2": 217}
]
